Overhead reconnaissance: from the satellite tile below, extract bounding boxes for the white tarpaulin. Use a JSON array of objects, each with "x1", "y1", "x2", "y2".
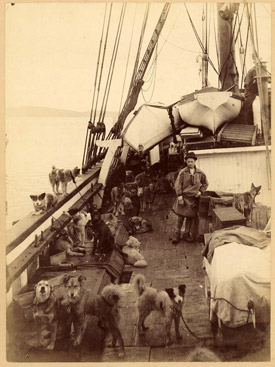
[{"x1": 206, "y1": 241, "x2": 270, "y2": 328}]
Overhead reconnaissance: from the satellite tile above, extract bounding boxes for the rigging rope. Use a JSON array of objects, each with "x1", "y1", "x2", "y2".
[
  {"x1": 89, "y1": 3, "x2": 108, "y2": 123},
  {"x1": 144, "y1": 6, "x2": 183, "y2": 79},
  {"x1": 99, "y1": 3, "x2": 126, "y2": 123},
  {"x1": 240, "y1": 9, "x2": 251, "y2": 88},
  {"x1": 212, "y1": 4, "x2": 220, "y2": 84},
  {"x1": 128, "y1": 3, "x2": 150, "y2": 91},
  {"x1": 82, "y1": 4, "x2": 108, "y2": 170},
  {"x1": 118, "y1": 4, "x2": 137, "y2": 115},
  {"x1": 141, "y1": 41, "x2": 158, "y2": 102},
  {"x1": 92, "y1": 3, "x2": 126, "y2": 162},
  {"x1": 92, "y1": 4, "x2": 113, "y2": 124},
  {"x1": 184, "y1": 3, "x2": 219, "y2": 75}
]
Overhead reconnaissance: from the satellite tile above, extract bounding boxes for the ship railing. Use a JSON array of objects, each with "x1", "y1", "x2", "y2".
[{"x1": 6, "y1": 167, "x2": 103, "y2": 305}]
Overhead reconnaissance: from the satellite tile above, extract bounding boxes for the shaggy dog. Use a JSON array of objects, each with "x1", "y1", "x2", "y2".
[
  {"x1": 110, "y1": 184, "x2": 125, "y2": 216},
  {"x1": 133, "y1": 274, "x2": 186, "y2": 346},
  {"x1": 63, "y1": 274, "x2": 125, "y2": 358},
  {"x1": 49, "y1": 166, "x2": 81, "y2": 196},
  {"x1": 128, "y1": 216, "x2": 152, "y2": 234},
  {"x1": 54, "y1": 228, "x2": 85, "y2": 257},
  {"x1": 30, "y1": 193, "x2": 58, "y2": 216},
  {"x1": 143, "y1": 183, "x2": 157, "y2": 210},
  {"x1": 124, "y1": 182, "x2": 140, "y2": 215},
  {"x1": 233, "y1": 183, "x2": 261, "y2": 222},
  {"x1": 67, "y1": 209, "x2": 91, "y2": 245},
  {"x1": 185, "y1": 347, "x2": 221, "y2": 362},
  {"x1": 33, "y1": 280, "x2": 59, "y2": 350}
]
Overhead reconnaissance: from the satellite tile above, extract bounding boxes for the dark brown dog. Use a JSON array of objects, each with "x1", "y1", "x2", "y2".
[
  {"x1": 63, "y1": 274, "x2": 125, "y2": 358},
  {"x1": 233, "y1": 183, "x2": 261, "y2": 222},
  {"x1": 89, "y1": 207, "x2": 115, "y2": 256}
]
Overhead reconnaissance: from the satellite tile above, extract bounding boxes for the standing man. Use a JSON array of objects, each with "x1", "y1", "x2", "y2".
[{"x1": 171, "y1": 152, "x2": 208, "y2": 243}]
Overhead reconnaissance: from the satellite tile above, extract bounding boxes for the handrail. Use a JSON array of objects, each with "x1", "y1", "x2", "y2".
[
  {"x1": 6, "y1": 168, "x2": 101, "y2": 255},
  {"x1": 6, "y1": 182, "x2": 103, "y2": 292}
]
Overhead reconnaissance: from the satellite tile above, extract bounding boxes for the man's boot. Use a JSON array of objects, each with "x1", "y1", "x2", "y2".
[{"x1": 171, "y1": 232, "x2": 180, "y2": 244}]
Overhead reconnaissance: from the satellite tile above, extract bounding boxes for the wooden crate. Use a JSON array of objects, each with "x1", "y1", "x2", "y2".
[{"x1": 212, "y1": 207, "x2": 247, "y2": 231}]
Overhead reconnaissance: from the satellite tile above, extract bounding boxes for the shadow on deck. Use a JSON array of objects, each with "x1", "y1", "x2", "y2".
[{"x1": 7, "y1": 192, "x2": 270, "y2": 362}]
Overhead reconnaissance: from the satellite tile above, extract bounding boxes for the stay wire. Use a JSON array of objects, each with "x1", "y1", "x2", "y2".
[
  {"x1": 240, "y1": 6, "x2": 251, "y2": 89},
  {"x1": 141, "y1": 42, "x2": 158, "y2": 102},
  {"x1": 184, "y1": 3, "x2": 219, "y2": 75},
  {"x1": 212, "y1": 4, "x2": 220, "y2": 80},
  {"x1": 99, "y1": 3, "x2": 127, "y2": 123},
  {"x1": 82, "y1": 4, "x2": 108, "y2": 170},
  {"x1": 92, "y1": 3, "x2": 113, "y2": 125},
  {"x1": 144, "y1": 6, "x2": 183, "y2": 79},
  {"x1": 89, "y1": 3, "x2": 108, "y2": 123},
  {"x1": 129, "y1": 3, "x2": 150, "y2": 91},
  {"x1": 118, "y1": 3, "x2": 137, "y2": 115}
]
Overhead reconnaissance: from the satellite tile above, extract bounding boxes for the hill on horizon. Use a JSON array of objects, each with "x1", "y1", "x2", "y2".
[{"x1": 6, "y1": 106, "x2": 118, "y2": 119}]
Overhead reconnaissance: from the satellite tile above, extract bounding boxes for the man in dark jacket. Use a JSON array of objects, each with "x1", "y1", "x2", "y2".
[{"x1": 171, "y1": 152, "x2": 208, "y2": 243}]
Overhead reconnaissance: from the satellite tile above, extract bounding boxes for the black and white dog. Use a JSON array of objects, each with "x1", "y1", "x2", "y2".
[{"x1": 133, "y1": 274, "x2": 186, "y2": 346}]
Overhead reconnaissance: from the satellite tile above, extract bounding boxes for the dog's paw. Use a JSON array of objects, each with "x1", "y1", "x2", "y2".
[
  {"x1": 107, "y1": 341, "x2": 116, "y2": 347},
  {"x1": 118, "y1": 351, "x2": 125, "y2": 359},
  {"x1": 165, "y1": 340, "x2": 173, "y2": 347},
  {"x1": 46, "y1": 342, "x2": 55, "y2": 350},
  {"x1": 73, "y1": 339, "x2": 81, "y2": 347}
]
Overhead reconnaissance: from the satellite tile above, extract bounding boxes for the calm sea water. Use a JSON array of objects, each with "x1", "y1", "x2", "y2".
[{"x1": 6, "y1": 116, "x2": 114, "y2": 228}]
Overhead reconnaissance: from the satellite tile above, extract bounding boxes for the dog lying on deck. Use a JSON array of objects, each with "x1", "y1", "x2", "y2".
[
  {"x1": 133, "y1": 274, "x2": 186, "y2": 346},
  {"x1": 33, "y1": 280, "x2": 59, "y2": 350},
  {"x1": 63, "y1": 274, "x2": 125, "y2": 358},
  {"x1": 49, "y1": 166, "x2": 81, "y2": 196},
  {"x1": 128, "y1": 216, "x2": 152, "y2": 234},
  {"x1": 54, "y1": 228, "x2": 86, "y2": 257},
  {"x1": 30, "y1": 193, "x2": 58, "y2": 216},
  {"x1": 233, "y1": 183, "x2": 261, "y2": 222}
]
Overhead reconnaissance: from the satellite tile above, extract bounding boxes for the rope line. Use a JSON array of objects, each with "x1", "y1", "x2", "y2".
[
  {"x1": 184, "y1": 3, "x2": 219, "y2": 75},
  {"x1": 118, "y1": 4, "x2": 137, "y2": 114}
]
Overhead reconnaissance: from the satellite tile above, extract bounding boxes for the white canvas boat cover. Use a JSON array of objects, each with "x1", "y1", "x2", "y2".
[
  {"x1": 122, "y1": 104, "x2": 183, "y2": 152},
  {"x1": 206, "y1": 242, "x2": 270, "y2": 328}
]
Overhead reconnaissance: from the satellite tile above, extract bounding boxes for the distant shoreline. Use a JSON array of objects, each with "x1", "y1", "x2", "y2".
[{"x1": 6, "y1": 106, "x2": 118, "y2": 119}]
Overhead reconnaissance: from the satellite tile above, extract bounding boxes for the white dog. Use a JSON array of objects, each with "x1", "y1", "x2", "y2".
[
  {"x1": 133, "y1": 274, "x2": 186, "y2": 346},
  {"x1": 30, "y1": 193, "x2": 58, "y2": 216},
  {"x1": 67, "y1": 209, "x2": 91, "y2": 246}
]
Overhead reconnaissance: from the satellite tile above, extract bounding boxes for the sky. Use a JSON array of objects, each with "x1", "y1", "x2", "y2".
[{"x1": 5, "y1": 2, "x2": 271, "y2": 114}]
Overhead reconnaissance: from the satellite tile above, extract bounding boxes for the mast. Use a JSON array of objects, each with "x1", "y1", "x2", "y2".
[{"x1": 217, "y1": 3, "x2": 240, "y2": 93}]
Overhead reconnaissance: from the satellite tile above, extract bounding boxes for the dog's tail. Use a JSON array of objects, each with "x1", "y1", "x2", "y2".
[
  {"x1": 132, "y1": 274, "x2": 146, "y2": 296},
  {"x1": 101, "y1": 284, "x2": 122, "y2": 306}
]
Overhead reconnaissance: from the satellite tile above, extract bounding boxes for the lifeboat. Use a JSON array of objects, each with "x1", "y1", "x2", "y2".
[
  {"x1": 122, "y1": 103, "x2": 184, "y2": 152},
  {"x1": 177, "y1": 87, "x2": 243, "y2": 134}
]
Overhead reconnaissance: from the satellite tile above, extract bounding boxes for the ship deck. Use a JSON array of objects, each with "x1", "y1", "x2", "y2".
[{"x1": 7, "y1": 191, "x2": 270, "y2": 362}]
